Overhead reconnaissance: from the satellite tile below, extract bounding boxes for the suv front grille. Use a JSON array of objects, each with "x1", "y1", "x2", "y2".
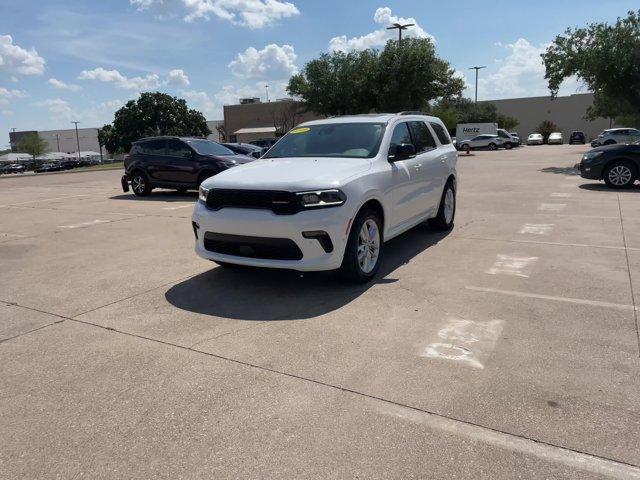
[
  {"x1": 204, "y1": 232, "x2": 303, "y2": 260},
  {"x1": 205, "y1": 189, "x2": 300, "y2": 215}
]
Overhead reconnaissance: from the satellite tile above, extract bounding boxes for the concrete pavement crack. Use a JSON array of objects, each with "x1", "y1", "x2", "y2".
[{"x1": 617, "y1": 194, "x2": 640, "y2": 357}]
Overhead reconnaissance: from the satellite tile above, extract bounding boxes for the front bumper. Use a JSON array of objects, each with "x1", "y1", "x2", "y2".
[
  {"x1": 192, "y1": 201, "x2": 352, "y2": 271},
  {"x1": 577, "y1": 160, "x2": 605, "y2": 180}
]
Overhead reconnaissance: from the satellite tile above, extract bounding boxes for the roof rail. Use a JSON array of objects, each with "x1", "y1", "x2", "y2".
[{"x1": 398, "y1": 111, "x2": 430, "y2": 116}]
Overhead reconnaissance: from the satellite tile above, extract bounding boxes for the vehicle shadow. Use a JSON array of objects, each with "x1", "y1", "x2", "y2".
[
  {"x1": 579, "y1": 183, "x2": 640, "y2": 193},
  {"x1": 110, "y1": 191, "x2": 198, "y2": 202},
  {"x1": 165, "y1": 226, "x2": 451, "y2": 321},
  {"x1": 539, "y1": 166, "x2": 579, "y2": 175}
]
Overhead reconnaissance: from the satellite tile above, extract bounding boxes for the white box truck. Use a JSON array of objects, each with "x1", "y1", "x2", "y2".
[{"x1": 455, "y1": 123, "x2": 519, "y2": 149}]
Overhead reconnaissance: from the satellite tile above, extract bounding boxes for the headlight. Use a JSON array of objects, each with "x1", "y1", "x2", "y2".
[
  {"x1": 582, "y1": 151, "x2": 604, "y2": 161},
  {"x1": 219, "y1": 158, "x2": 238, "y2": 168},
  {"x1": 199, "y1": 185, "x2": 210, "y2": 203},
  {"x1": 296, "y1": 189, "x2": 346, "y2": 209}
]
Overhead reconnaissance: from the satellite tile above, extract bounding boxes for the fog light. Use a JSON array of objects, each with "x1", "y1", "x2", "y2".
[{"x1": 302, "y1": 230, "x2": 333, "y2": 253}]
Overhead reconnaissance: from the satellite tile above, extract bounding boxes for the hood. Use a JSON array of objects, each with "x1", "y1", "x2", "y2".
[
  {"x1": 590, "y1": 143, "x2": 635, "y2": 153},
  {"x1": 203, "y1": 157, "x2": 371, "y2": 191},
  {"x1": 205, "y1": 153, "x2": 254, "y2": 164}
]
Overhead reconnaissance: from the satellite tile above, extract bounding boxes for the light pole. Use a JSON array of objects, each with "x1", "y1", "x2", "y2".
[
  {"x1": 265, "y1": 84, "x2": 270, "y2": 103},
  {"x1": 55, "y1": 133, "x2": 60, "y2": 152},
  {"x1": 469, "y1": 66, "x2": 486, "y2": 104},
  {"x1": 72, "y1": 121, "x2": 81, "y2": 160},
  {"x1": 387, "y1": 22, "x2": 415, "y2": 46}
]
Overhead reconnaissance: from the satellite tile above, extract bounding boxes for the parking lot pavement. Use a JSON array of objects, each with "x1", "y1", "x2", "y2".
[{"x1": 2, "y1": 145, "x2": 640, "y2": 479}]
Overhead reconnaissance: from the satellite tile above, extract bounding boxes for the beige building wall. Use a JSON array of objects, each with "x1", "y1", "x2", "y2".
[
  {"x1": 38, "y1": 128, "x2": 102, "y2": 154},
  {"x1": 223, "y1": 100, "x2": 321, "y2": 142},
  {"x1": 483, "y1": 93, "x2": 613, "y2": 141}
]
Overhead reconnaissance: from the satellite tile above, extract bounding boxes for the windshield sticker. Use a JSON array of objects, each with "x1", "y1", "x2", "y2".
[{"x1": 290, "y1": 127, "x2": 310, "y2": 134}]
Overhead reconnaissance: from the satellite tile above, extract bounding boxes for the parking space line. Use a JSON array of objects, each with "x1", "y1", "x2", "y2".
[
  {"x1": 453, "y1": 235, "x2": 639, "y2": 251},
  {"x1": 535, "y1": 213, "x2": 618, "y2": 219},
  {"x1": 378, "y1": 402, "x2": 640, "y2": 480},
  {"x1": 57, "y1": 219, "x2": 110, "y2": 229},
  {"x1": 466, "y1": 286, "x2": 638, "y2": 311},
  {"x1": 162, "y1": 204, "x2": 194, "y2": 210},
  {"x1": 551, "y1": 192, "x2": 572, "y2": 198},
  {"x1": 0, "y1": 194, "x2": 90, "y2": 208}
]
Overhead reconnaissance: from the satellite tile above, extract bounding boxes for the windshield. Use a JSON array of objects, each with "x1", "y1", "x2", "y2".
[
  {"x1": 185, "y1": 139, "x2": 235, "y2": 156},
  {"x1": 263, "y1": 123, "x2": 386, "y2": 159}
]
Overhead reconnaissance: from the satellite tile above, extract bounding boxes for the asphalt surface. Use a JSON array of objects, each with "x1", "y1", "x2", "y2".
[{"x1": 1, "y1": 145, "x2": 639, "y2": 479}]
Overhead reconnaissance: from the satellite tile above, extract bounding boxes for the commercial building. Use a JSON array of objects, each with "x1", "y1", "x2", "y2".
[
  {"x1": 9, "y1": 127, "x2": 103, "y2": 156},
  {"x1": 483, "y1": 93, "x2": 612, "y2": 141},
  {"x1": 223, "y1": 93, "x2": 613, "y2": 143},
  {"x1": 223, "y1": 98, "x2": 319, "y2": 143}
]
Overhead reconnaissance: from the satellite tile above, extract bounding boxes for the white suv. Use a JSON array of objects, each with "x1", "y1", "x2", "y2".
[{"x1": 192, "y1": 113, "x2": 458, "y2": 282}]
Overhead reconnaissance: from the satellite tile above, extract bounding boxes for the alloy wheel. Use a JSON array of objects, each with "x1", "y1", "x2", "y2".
[
  {"x1": 444, "y1": 188, "x2": 455, "y2": 224},
  {"x1": 357, "y1": 219, "x2": 380, "y2": 274},
  {"x1": 608, "y1": 165, "x2": 632, "y2": 186},
  {"x1": 132, "y1": 175, "x2": 145, "y2": 194}
]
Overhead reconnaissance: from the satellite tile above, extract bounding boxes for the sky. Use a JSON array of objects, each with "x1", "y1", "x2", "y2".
[{"x1": 1, "y1": 0, "x2": 637, "y2": 147}]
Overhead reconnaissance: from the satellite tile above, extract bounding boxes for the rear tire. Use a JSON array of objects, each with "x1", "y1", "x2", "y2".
[
  {"x1": 603, "y1": 161, "x2": 636, "y2": 189},
  {"x1": 340, "y1": 209, "x2": 383, "y2": 283},
  {"x1": 131, "y1": 171, "x2": 152, "y2": 196},
  {"x1": 488, "y1": 143, "x2": 497, "y2": 151},
  {"x1": 428, "y1": 181, "x2": 456, "y2": 231},
  {"x1": 505, "y1": 143, "x2": 513, "y2": 150}
]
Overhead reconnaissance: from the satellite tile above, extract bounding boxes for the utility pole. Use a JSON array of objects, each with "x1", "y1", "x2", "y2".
[
  {"x1": 56, "y1": 133, "x2": 60, "y2": 152},
  {"x1": 265, "y1": 84, "x2": 270, "y2": 103},
  {"x1": 72, "y1": 121, "x2": 81, "y2": 161},
  {"x1": 386, "y1": 22, "x2": 414, "y2": 46},
  {"x1": 469, "y1": 66, "x2": 486, "y2": 103}
]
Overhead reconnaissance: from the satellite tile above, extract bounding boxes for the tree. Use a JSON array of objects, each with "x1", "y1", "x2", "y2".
[
  {"x1": 542, "y1": 10, "x2": 640, "y2": 127},
  {"x1": 497, "y1": 114, "x2": 519, "y2": 132},
  {"x1": 272, "y1": 101, "x2": 303, "y2": 136},
  {"x1": 100, "y1": 92, "x2": 211, "y2": 153},
  {"x1": 18, "y1": 133, "x2": 47, "y2": 160},
  {"x1": 536, "y1": 120, "x2": 560, "y2": 144},
  {"x1": 287, "y1": 38, "x2": 464, "y2": 115}
]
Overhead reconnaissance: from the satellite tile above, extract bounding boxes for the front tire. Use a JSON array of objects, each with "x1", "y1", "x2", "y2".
[
  {"x1": 340, "y1": 209, "x2": 383, "y2": 283},
  {"x1": 131, "y1": 171, "x2": 152, "y2": 196},
  {"x1": 603, "y1": 161, "x2": 636, "y2": 189},
  {"x1": 428, "y1": 182, "x2": 456, "y2": 231},
  {"x1": 505, "y1": 143, "x2": 513, "y2": 150},
  {"x1": 488, "y1": 143, "x2": 497, "y2": 151}
]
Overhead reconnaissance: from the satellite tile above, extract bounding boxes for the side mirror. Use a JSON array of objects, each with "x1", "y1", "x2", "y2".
[{"x1": 390, "y1": 143, "x2": 416, "y2": 162}]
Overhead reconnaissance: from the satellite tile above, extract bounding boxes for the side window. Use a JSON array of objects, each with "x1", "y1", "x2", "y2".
[
  {"x1": 166, "y1": 139, "x2": 192, "y2": 158},
  {"x1": 408, "y1": 121, "x2": 436, "y2": 152},
  {"x1": 388, "y1": 122, "x2": 413, "y2": 157},
  {"x1": 141, "y1": 139, "x2": 166, "y2": 155},
  {"x1": 430, "y1": 122, "x2": 451, "y2": 145}
]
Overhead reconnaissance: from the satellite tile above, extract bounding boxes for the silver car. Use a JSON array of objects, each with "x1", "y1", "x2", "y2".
[
  {"x1": 458, "y1": 134, "x2": 504, "y2": 151},
  {"x1": 527, "y1": 133, "x2": 543, "y2": 145},
  {"x1": 548, "y1": 132, "x2": 563, "y2": 145},
  {"x1": 595, "y1": 128, "x2": 640, "y2": 146}
]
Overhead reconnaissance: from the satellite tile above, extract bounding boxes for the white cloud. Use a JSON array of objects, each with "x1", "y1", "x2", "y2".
[
  {"x1": 181, "y1": 89, "x2": 218, "y2": 117},
  {"x1": 99, "y1": 99, "x2": 126, "y2": 111},
  {"x1": 78, "y1": 67, "x2": 161, "y2": 90},
  {"x1": 329, "y1": 7, "x2": 434, "y2": 52},
  {"x1": 35, "y1": 98, "x2": 77, "y2": 122},
  {"x1": 0, "y1": 87, "x2": 27, "y2": 106},
  {"x1": 167, "y1": 68, "x2": 190, "y2": 87},
  {"x1": 0, "y1": 35, "x2": 45, "y2": 76},
  {"x1": 48, "y1": 78, "x2": 81, "y2": 91},
  {"x1": 476, "y1": 38, "x2": 582, "y2": 100},
  {"x1": 229, "y1": 44, "x2": 296, "y2": 79},
  {"x1": 1, "y1": 109, "x2": 12, "y2": 116},
  {"x1": 132, "y1": 0, "x2": 299, "y2": 28}
]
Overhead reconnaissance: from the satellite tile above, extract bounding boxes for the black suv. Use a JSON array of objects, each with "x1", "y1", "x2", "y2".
[
  {"x1": 569, "y1": 131, "x2": 586, "y2": 145},
  {"x1": 122, "y1": 137, "x2": 254, "y2": 196}
]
